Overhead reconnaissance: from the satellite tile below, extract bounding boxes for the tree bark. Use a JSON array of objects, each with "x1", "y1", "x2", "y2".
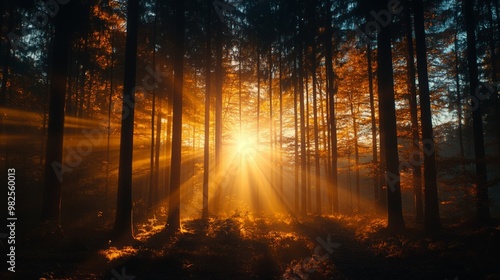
[
  {"x1": 376, "y1": 0, "x2": 405, "y2": 231},
  {"x1": 405, "y1": 3, "x2": 424, "y2": 223},
  {"x1": 41, "y1": 2, "x2": 74, "y2": 224},
  {"x1": 167, "y1": 0, "x2": 185, "y2": 232},
  {"x1": 464, "y1": 0, "x2": 491, "y2": 224}
]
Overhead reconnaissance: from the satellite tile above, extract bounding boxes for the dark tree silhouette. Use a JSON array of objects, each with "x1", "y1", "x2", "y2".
[
  {"x1": 41, "y1": 1, "x2": 77, "y2": 224},
  {"x1": 464, "y1": 0, "x2": 491, "y2": 225},
  {"x1": 167, "y1": 0, "x2": 185, "y2": 233},
  {"x1": 113, "y1": 0, "x2": 139, "y2": 240},
  {"x1": 375, "y1": 0, "x2": 405, "y2": 231},
  {"x1": 413, "y1": 0, "x2": 441, "y2": 231}
]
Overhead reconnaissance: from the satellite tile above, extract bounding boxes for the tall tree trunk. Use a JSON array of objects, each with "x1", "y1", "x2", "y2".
[
  {"x1": 413, "y1": 0, "x2": 441, "y2": 232},
  {"x1": 349, "y1": 92, "x2": 360, "y2": 212},
  {"x1": 293, "y1": 53, "x2": 300, "y2": 213},
  {"x1": 279, "y1": 45, "x2": 284, "y2": 202},
  {"x1": 320, "y1": 83, "x2": 330, "y2": 213},
  {"x1": 367, "y1": 43, "x2": 379, "y2": 206},
  {"x1": 165, "y1": 80, "x2": 173, "y2": 205},
  {"x1": 268, "y1": 45, "x2": 274, "y2": 196},
  {"x1": 405, "y1": 3, "x2": 424, "y2": 223},
  {"x1": 214, "y1": 11, "x2": 223, "y2": 214},
  {"x1": 202, "y1": 7, "x2": 211, "y2": 220},
  {"x1": 299, "y1": 43, "x2": 307, "y2": 215},
  {"x1": 376, "y1": 0, "x2": 405, "y2": 231},
  {"x1": 167, "y1": 0, "x2": 185, "y2": 232},
  {"x1": 113, "y1": 0, "x2": 139, "y2": 240},
  {"x1": 41, "y1": 3, "x2": 74, "y2": 225},
  {"x1": 148, "y1": 19, "x2": 157, "y2": 212},
  {"x1": 105, "y1": 30, "x2": 115, "y2": 215},
  {"x1": 305, "y1": 69, "x2": 311, "y2": 213},
  {"x1": 325, "y1": 21, "x2": 338, "y2": 213},
  {"x1": 454, "y1": 1, "x2": 466, "y2": 176},
  {"x1": 255, "y1": 49, "x2": 261, "y2": 213},
  {"x1": 464, "y1": 0, "x2": 491, "y2": 224},
  {"x1": 312, "y1": 44, "x2": 321, "y2": 214},
  {"x1": 154, "y1": 109, "x2": 161, "y2": 205}
]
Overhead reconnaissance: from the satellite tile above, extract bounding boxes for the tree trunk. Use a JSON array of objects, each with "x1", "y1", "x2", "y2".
[
  {"x1": 41, "y1": 3, "x2": 74, "y2": 224},
  {"x1": 279, "y1": 45, "x2": 284, "y2": 202},
  {"x1": 413, "y1": 0, "x2": 441, "y2": 232},
  {"x1": 305, "y1": 68, "x2": 311, "y2": 213},
  {"x1": 349, "y1": 92, "x2": 360, "y2": 212},
  {"x1": 312, "y1": 45, "x2": 321, "y2": 214},
  {"x1": 148, "y1": 17, "x2": 157, "y2": 211},
  {"x1": 268, "y1": 45, "x2": 274, "y2": 197},
  {"x1": 293, "y1": 53, "x2": 300, "y2": 213},
  {"x1": 167, "y1": 0, "x2": 184, "y2": 233},
  {"x1": 454, "y1": 1, "x2": 466, "y2": 176},
  {"x1": 367, "y1": 43, "x2": 379, "y2": 206},
  {"x1": 464, "y1": 0, "x2": 491, "y2": 224},
  {"x1": 113, "y1": 0, "x2": 139, "y2": 240},
  {"x1": 376, "y1": 0, "x2": 405, "y2": 231},
  {"x1": 405, "y1": 3, "x2": 424, "y2": 223},
  {"x1": 325, "y1": 21, "x2": 338, "y2": 213},
  {"x1": 299, "y1": 43, "x2": 307, "y2": 215},
  {"x1": 202, "y1": 7, "x2": 211, "y2": 220}
]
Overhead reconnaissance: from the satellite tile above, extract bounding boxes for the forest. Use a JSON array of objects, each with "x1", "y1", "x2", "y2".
[{"x1": 1, "y1": 0, "x2": 500, "y2": 279}]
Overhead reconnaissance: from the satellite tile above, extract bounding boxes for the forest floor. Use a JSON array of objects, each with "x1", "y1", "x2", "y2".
[{"x1": 3, "y1": 213, "x2": 500, "y2": 280}]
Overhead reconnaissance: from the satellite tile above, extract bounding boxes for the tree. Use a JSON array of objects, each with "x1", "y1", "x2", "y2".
[
  {"x1": 375, "y1": 0, "x2": 405, "y2": 231},
  {"x1": 167, "y1": 0, "x2": 185, "y2": 233},
  {"x1": 325, "y1": 6, "x2": 338, "y2": 213},
  {"x1": 41, "y1": 1, "x2": 77, "y2": 225},
  {"x1": 113, "y1": 0, "x2": 140, "y2": 240},
  {"x1": 367, "y1": 42, "x2": 380, "y2": 206},
  {"x1": 463, "y1": 0, "x2": 491, "y2": 225},
  {"x1": 214, "y1": 4, "x2": 223, "y2": 214},
  {"x1": 412, "y1": 0, "x2": 441, "y2": 232},
  {"x1": 202, "y1": 1, "x2": 212, "y2": 220}
]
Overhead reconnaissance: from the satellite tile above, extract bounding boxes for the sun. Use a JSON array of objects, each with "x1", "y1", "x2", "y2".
[{"x1": 232, "y1": 132, "x2": 257, "y2": 158}]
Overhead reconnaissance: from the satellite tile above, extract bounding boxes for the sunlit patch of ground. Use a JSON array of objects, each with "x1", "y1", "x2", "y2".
[
  {"x1": 13, "y1": 211, "x2": 500, "y2": 279},
  {"x1": 134, "y1": 215, "x2": 166, "y2": 241},
  {"x1": 99, "y1": 246, "x2": 138, "y2": 261}
]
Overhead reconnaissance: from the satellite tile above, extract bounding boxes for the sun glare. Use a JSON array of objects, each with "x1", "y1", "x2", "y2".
[{"x1": 233, "y1": 132, "x2": 257, "y2": 157}]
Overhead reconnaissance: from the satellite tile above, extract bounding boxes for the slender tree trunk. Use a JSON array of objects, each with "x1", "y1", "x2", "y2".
[
  {"x1": 464, "y1": 0, "x2": 491, "y2": 224},
  {"x1": 293, "y1": 54, "x2": 300, "y2": 213},
  {"x1": 202, "y1": 7, "x2": 211, "y2": 220},
  {"x1": 305, "y1": 69, "x2": 311, "y2": 213},
  {"x1": 367, "y1": 43, "x2": 379, "y2": 206},
  {"x1": 255, "y1": 49, "x2": 261, "y2": 213},
  {"x1": 299, "y1": 43, "x2": 307, "y2": 215},
  {"x1": 105, "y1": 30, "x2": 115, "y2": 215},
  {"x1": 312, "y1": 45, "x2": 321, "y2": 214},
  {"x1": 113, "y1": 0, "x2": 139, "y2": 240},
  {"x1": 376, "y1": 0, "x2": 405, "y2": 231},
  {"x1": 413, "y1": 0, "x2": 441, "y2": 232},
  {"x1": 454, "y1": 2, "x2": 466, "y2": 176},
  {"x1": 165, "y1": 82, "x2": 173, "y2": 205},
  {"x1": 405, "y1": 4, "x2": 424, "y2": 223},
  {"x1": 279, "y1": 45, "x2": 284, "y2": 203},
  {"x1": 268, "y1": 45, "x2": 274, "y2": 196},
  {"x1": 148, "y1": 27, "x2": 157, "y2": 212},
  {"x1": 349, "y1": 93, "x2": 360, "y2": 212},
  {"x1": 154, "y1": 109, "x2": 161, "y2": 205},
  {"x1": 320, "y1": 83, "x2": 330, "y2": 214},
  {"x1": 167, "y1": 0, "x2": 185, "y2": 232},
  {"x1": 214, "y1": 13, "x2": 223, "y2": 214},
  {"x1": 41, "y1": 4, "x2": 73, "y2": 224},
  {"x1": 325, "y1": 24, "x2": 338, "y2": 213}
]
